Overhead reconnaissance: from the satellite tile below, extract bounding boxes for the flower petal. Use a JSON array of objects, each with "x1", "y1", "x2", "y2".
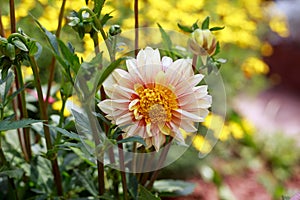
[
  {"x1": 162, "y1": 56, "x2": 173, "y2": 71},
  {"x1": 116, "y1": 112, "x2": 133, "y2": 126},
  {"x1": 126, "y1": 59, "x2": 144, "y2": 84},
  {"x1": 174, "y1": 109, "x2": 204, "y2": 122},
  {"x1": 137, "y1": 47, "x2": 162, "y2": 83}
]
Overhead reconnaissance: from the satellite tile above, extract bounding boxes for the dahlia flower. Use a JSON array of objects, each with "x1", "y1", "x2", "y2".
[{"x1": 98, "y1": 47, "x2": 211, "y2": 151}]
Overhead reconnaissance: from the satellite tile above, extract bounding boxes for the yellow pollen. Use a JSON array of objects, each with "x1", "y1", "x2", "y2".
[{"x1": 133, "y1": 84, "x2": 178, "y2": 124}]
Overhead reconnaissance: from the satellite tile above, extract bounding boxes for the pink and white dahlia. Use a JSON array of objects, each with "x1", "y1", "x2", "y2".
[{"x1": 98, "y1": 47, "x2": 211, "y2": 151}]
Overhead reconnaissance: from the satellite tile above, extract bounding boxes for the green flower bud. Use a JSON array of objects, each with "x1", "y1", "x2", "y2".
[
  {"x1": 190, "y1": 29, "x2": 217, "y2": 56},
  {"x1": 109, "y1": 25, "x2": 122, "y2": 36}
]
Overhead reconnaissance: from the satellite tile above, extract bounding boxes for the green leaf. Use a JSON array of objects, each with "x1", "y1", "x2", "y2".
[
  {"x1": 72, "y1": 109, "x2": 92, "y2": 136},
  {"x1": 94, "y1": 0, "x2": 106, "y2": 17},
  {"x1": 153, "y1": 179, "x2": 196, "y2": 197},
  {"x1": 212, "y1": 41, "x2": 221, "y2": 56},
  {"x1": 117, "y1": 136, "x2": 146, "y2": 146},
  {"x1": 0, "y1": 70, "x2": 14, "y2": 104},
  {"x1": 101, "y1": 12, "x2": 113, "y2": 26},
  {"x1": 4, "y1": 81, "x2": 30, "y2": 106},
  {"x1": 139, "y1": 185, "x2": 161, "y2": 200},
  {"x1": 191, "y1": 20, "x2": 199, "y2": 31},
  {"x1": 12, "y1": 39, "x2": 28, "y2": 52},
  {"x1": 99, "y1": 193, "x2": 115, "y2": 200},
  {"x1": 27, "y1": 41, "x2": 39, "y2": 56},
  {"x1": 47, "y1": 125, "x2": 82, "y2": 140},
  {"x1": 70, "y1": 146, "x2": 96, "y2": 166},
  {"x1": 128, "y1": 174, "x2": 139, "y2": 200},
  {"x1": 74, "y1": 170, "x2": 98, "y2": 196},
  {"x1": 93, "y1": 111, "x2": 111, "y2": 126},
  {"x1": 6, "y1": 43, "x2": 15, "y2": 60},
  {"x1": 201, "y1": 16, "x2": 210, "y2": 29},
  {"x1": 158, "y1": 23, "x2": 172, "y2": 53},
  {"x1": 57, "y1": 39, "x2": 80, "y2": 73},
  {"x1": 97, "y1": 57, "x2": 127, "y2": 88},
  {"x1": 210, "y1": 26, "x2": 225, "y2": 32},
  {"x1": 0, "y1": 168, "x2": 24, "y2": 179},
  {"x1": 0, "y1": 118, "x2": 43, "y2": 131},
  {"x1": 216, "y1": 58, "x2": 227, "y2": 64},
  {"x1": 177, "y1": 23, "x2": 193, "y2": 33},
  {"x1": 0, "y1": 36, "x2": 8, "y2": 44},
  {"x1": 33, "y1": 17, "x2": 59, "y2": 55},
  {"x1": 0, "y1": 63, "x2": 11, "y2": 80},
  {"x1": 29, "y1": 156, "x2": 53, "y2": 193},
  {"x1": 281, "y1": 196, "x2": 290, "y2": 200}
]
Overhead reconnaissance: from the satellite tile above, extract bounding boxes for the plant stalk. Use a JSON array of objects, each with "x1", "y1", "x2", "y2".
[
  {"x1": 15, "y1": 65, "x2": 31, "y2": 160},
  {"x1": 45, "y1": 0, "x2": 67, "y2": 106},
  {"x1": 9, "y1": 0, "x2": 16, "y2": 33},
  {"x1": 89, "y1": 25, "x2": 106, "y2": 196},
  {"x1": 29, "y1": 56, "x2": 63, "y2": 196},
  {"x1": 10, "y1": 0, "x2": 31, "y2": 161},
  {"x1": 118, "y1": 136, "x2": 128, "y2": 200},
  {"x1": 0, "y1": 8, "x2": 5, "y2": 37},
  {"x1": 84, "y1": 104, "x2": 105, "y2": 196},
  {"x1": 192, "y1": 54, "x2": 197, "y2": 72},
  {"x1": 146, "y1": 138, "x2": 173, "y2": 189},
  {"x1": 134, "y1": 0, "x2": 139, "y2": 56},
  {"x1": 10, "y1": 89, "x2": 29, "y2": 161}
]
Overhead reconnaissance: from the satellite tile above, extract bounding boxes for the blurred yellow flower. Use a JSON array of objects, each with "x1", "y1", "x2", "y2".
[
  {"x1": 241, "y1": 119, "x2": 255, "y2": 135},
  {"x1": 229, "y1": 121, "x2": 244, "y2": 139},
  {"x1": 21, "y1": 66, "x2": 33, "y2": 81},
  {"x1": 203, "y1": 113, "x2": 255, "y2": 141},
  {"x1": 203, "y1": 114, "x2": 224, "y2": 139},
  {"x1": 192, "y1": 135, "x2": 212, "y2": 154},
  {"x1": 242, "y1": 57, "x2": 269, "y2": 78},
  {"x1": 52, "y1": 91, "x2": 71, "y2": 117},
  {"x1": 218, "y1": 124, "x2": 231, "y2": 141},
  {"x1": 269, "y1": 16, "x2": 289, "y2": 37}
]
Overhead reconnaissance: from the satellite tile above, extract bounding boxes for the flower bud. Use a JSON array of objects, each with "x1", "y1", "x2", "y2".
[
  {"x1": 190, "y1": 29, "x2": 217, "y2": 56},
  {"x1": 109, "y1": 25, "x2": 122, "y2": 36},
  {"x1": 189, "y1": 29, "x2": 218, "y2": 65}
]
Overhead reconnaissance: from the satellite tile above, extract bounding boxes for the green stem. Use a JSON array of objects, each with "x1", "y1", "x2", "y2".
[
  {"x1": 45, "y1": 0, "x2": 67, "y2": 106},
  {"x1": 132, "y1": 142, "x2": 137, "y2": 173},
  {"x1": 11, "y1": 90, "x2": 29, "y2": 160},
  {"x1": 0, "y1": 8, "x2": 5, "y2": 37},
  {"x1": 192, "y1": 54, "x2": 197, "y2": 72},
  {"x1": 97, "y1": 159, "x2": 105, "y2": 196},
  {"x1": 134, "y1": 0, "x2": 139, "y2": 56},
  {"x1": 0, "y1": 108, "x2": 3, "y2": 121},
  {"x1": 89, "y1": 16, "x2": 108, "y2": 196},
  {"x1": 15, "y1": 65, "x2": 31, "y2": 160},
  {"x1": 91, "y1": 32, "x2": 100, "y2": 55},
  {"x1": 146, "y1": 138, "x2": 173, "y2": 189},
  {"x1": 9, "y1": 0, "x2": 31, "y2": 161},
  {"x1": 13, "y1": 67, "x2": 30, "y2": 161},
  {"x1": 29, "y1": 56, "x2": 63, "y2": 196},
  {"x1": 84, "y1": 104, "x2": 105, "y2": 196},
  {"x1": 0, "y1": 134, "x2": 7, "y2": 167},
  {"x1": 117, "y1": 136, "x2": 128, "y2": 200},
  {"x1": 58, "y1": 96, "x2": 67, "y2": 128},
  {"x1": 9, "y1": 0, "x2": 16, "y2": 33}
]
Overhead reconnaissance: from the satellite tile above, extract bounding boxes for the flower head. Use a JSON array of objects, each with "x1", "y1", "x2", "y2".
[
  {"x1": 98, "y1": 47, "x2": 211, "y2": 151},
  {"x1": 189, "y1": 29, "x2": 218, "y2": 65}
]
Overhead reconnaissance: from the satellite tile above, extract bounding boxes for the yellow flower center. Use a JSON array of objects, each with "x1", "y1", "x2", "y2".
[{"x1": 132, "y1": 84, "x2": 178, "y2": 124}]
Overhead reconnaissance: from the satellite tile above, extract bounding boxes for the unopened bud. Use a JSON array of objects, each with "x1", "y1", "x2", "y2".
[
  {"x1": 109, "y1": 25, "x2": 122, "y2": 36},
  {"x1": 190, "y1": 29, "x2": 217, "y2": 56}
]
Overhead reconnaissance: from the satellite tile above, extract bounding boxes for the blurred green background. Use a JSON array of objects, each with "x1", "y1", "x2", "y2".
[{"x1": 1, "y1": 0, "x2": 299, "y2": 199}]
